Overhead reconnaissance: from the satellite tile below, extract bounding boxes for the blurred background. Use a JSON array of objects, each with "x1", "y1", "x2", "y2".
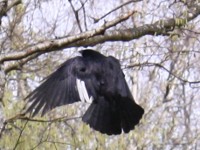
[{"x1": 0, "y1": 0, "x2": 200, "y2": 149}]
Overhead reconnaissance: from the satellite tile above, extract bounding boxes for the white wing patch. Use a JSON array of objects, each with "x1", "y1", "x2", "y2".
[{"x1": 76, "y1": 78, "x2": 93, "y2": 103}]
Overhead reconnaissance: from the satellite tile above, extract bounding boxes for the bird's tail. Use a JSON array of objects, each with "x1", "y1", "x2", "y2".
[
  {"x1": 119, "y1": 97, "x2": 144, "y2": 133},
  {"x1": 82, "y1": 97, "x2": 144, "y2": 135}
]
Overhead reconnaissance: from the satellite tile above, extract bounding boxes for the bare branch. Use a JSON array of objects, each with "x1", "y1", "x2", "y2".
[
  {"x1": 0, "y1": 0, "x2": 21, "y2": 17},
  {"x1": 0, "y1": 121, "x2": 7, "y2": 139},
  {"x1": 4, "y1": 52, "x2": 42, "y2": 73},
  {"x1": 127, "y1": 62, "x2": 200, "y2": 85},
  {"x1": 68, "y1": 0, "x2": 83, "y2": 32},
  {"x1": 13, "y1": 120, "x2": 28, "y2": 150},
  {"x1": 91, "y1": 0, "x2": 143, "y2": 23},
  {"x1": 5, "y1": 113, "x2": 81, "y2": 123},
  {"x1": 0, "y1": 10, "x2": 136, "y2": 63},
  {"x1": 1, "y1": 2, "x2": 200, "y2": 72}
]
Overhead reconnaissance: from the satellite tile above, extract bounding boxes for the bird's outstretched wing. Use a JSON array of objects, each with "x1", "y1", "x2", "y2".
[{"x1": 25, "y1": 56, "x2": 95, "y2": 116}]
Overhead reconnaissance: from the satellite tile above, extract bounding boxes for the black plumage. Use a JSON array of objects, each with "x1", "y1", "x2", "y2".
[{"x1": 25, "y1": 49, "x2": 144, "y2": 135}]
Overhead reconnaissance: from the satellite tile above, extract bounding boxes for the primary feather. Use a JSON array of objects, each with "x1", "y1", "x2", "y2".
[{"x1": 25, "y1": 49, "x2": 144, "y2": 135}]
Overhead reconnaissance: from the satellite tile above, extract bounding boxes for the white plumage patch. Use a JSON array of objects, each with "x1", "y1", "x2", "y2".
[{"x1": 76, "y1": 78, "x2": 93, "y2": 103}]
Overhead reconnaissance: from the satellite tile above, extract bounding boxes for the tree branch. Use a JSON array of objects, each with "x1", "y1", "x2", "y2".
[
  {"x1": 91, "y1": 0, "x2": 142, "y2": 23},
  {"x1": 0, "y1": 10, "x2": 136, "y2": 63},
  {"x1": 13, "y1": 120, "x2": 28, "y2": 150},
  {"x1": 0, "y1": 113, "x2": 81, "y2": 139},
  {"x1": 5, "y1": 114, "x2": 81, "y2": 123},
  {"x1": 127, "y1": 62, "x2": 200, "y2": 85},
  {"x1": 1, "y1": 2, "x2": 200, "y2": 71},
  {"x1": 0, "y1": 0, "x2": 21, "y2": 17},
  {"x1": 68, "y1": 0, "x2": 83, "y2": 32}
]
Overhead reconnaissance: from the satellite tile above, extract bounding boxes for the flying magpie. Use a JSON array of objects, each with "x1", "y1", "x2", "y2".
[{"x1": 25, "y1": 49, "x2": 144, "y2": 135}]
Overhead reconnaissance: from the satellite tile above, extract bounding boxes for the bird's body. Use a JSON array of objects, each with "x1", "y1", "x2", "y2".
[{"x1": 26, "y1": 49, "x2": 144, "y2": 135}]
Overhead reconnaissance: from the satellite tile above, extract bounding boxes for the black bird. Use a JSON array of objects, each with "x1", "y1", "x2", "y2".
[{"x1": 25, "y1": 49, "x2": 144, "y2": 135}]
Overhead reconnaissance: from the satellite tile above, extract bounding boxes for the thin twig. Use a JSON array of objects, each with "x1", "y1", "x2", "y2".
[
  {"x1": 126, "y1": 62, "x2": 200, "y2": 84},
  {"x1": 91, "y1": 0, "x2": 142, "y2": 23},
  {"x1": 0, "y1": 121, "x2": 7, "y2": 139},
  {"x1": 6, "y1": 113, "x2": 81, "y2": 123},
  {"x1": 68, "y1": 0, "x2": 83, "y2": 32},
  {"x1": 13, "y1": 120, "x2": 28, "y2": 150}
]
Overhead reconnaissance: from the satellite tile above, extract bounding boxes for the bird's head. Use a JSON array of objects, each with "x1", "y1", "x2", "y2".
[{"x1": 79, "y1": 49, "x2": 104, "y2": 59}]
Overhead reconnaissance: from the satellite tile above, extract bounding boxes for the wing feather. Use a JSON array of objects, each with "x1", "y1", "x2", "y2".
[
  {"x1": 25, "y1": 57, "x2": 97, "y2": 116},
  {"x1": 25, "y1": 49, "x2": 144, "y2": 135}
]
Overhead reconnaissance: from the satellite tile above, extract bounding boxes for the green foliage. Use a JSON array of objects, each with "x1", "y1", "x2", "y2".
[
  {"x1": 1, "y1": 88, "x2": 143, "y2": 149},
  {"x1": 0, "y1": 97, "x2": 144, "y2": 150}
]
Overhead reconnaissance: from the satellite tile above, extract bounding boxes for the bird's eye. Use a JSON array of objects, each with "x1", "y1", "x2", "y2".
[{"x1": 80, "y1": 67, "x2": 86, "y2": 72}]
